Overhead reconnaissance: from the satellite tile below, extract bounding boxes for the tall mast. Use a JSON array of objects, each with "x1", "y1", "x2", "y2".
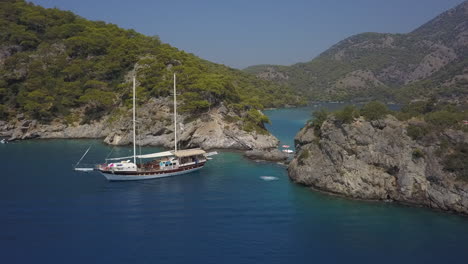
[
  {"x1": 133, "y1": 75, "x2": 136, "y2": 164},
  {"x1": 173, "y1": 73, "x2": 177, "y2": 152}
]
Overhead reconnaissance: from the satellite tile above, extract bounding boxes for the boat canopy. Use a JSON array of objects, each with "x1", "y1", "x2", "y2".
[
  {"x1": 106, "y1": 148, "x2": 206, "y2": 161},
  {"x1": 106, "y1": 151, "x2": 174, "y2": 161},
  {"x1": 173, "y1": 148, "x2": 206, "y2": 157}
]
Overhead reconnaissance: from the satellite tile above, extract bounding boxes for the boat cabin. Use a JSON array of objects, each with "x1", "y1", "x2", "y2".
[
  {"x1": 100, "y1": 148, "x2": 207, "y2": 173},
  {"x1": 106, "y1": 160, "x2": 137, "y2": 172}
]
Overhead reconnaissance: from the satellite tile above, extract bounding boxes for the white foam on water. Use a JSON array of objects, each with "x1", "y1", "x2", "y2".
[{"x1": 260, "y1": 176, "x2": 278, "y2": 181}]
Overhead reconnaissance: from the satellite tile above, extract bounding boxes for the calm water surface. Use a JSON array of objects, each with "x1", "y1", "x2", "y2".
[{"x1": 1, "y1": 103, "x2": 468, "y2": 263}]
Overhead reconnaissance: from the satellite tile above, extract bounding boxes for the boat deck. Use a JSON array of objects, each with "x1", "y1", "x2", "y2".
[{"x1": 99, "y1": 161, "x2": 206, "y2": 176}]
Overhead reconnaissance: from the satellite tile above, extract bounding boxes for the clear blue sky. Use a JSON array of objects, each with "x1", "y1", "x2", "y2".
[{"x1": 31, "y1": 0, "x2": 465, "y2": 69}]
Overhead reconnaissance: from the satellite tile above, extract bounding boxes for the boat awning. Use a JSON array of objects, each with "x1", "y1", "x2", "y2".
[
  {"x1": 106, "y1": 148, "x2": 206, "y2": 161},
  {"x1": 106, "y1": 151, "x2": 174, "y2": 161},
  {"x1": 137, "y1": 151, "x2": 175, "y2": 159},
  {"x1": 173, "y1": 148, "x2": 206, "y2": 158}
]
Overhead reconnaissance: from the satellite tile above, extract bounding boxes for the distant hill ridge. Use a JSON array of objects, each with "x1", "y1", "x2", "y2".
[{"x1": 245, "y1": 1, "x2": 468, "y2": 102}]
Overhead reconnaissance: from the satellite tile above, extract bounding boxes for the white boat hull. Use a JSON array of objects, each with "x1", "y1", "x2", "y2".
[{"x1": 99, "y1": 166, "x2": 203, "y2": 181}]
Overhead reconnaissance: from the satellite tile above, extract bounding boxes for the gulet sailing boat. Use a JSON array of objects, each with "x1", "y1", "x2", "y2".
[{"x1": 77, "y1": 74, "x2": 214, "y2": 181}]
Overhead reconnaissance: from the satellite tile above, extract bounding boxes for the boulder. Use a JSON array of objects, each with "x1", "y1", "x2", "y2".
[{"x1": 244, "y1": 148, "x2": 289, "y2": 162}]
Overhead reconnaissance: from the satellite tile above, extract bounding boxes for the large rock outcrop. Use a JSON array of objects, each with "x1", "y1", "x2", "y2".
[
  {"x1": 244, "y1": 148, "x2": 289, "y2": 163},
  {"x1": 288, "y1": 116, "x2": 468, "y2": 215},
  {"x1": 1, "y1": 98, "x2": 279, "y2": 151}
]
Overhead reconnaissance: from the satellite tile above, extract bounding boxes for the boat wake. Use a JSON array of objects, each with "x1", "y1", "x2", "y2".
[{"x1": 260, "y1": 176, "x2": 279, "y2": 181}]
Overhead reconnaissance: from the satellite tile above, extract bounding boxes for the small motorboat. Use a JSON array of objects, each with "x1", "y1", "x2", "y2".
[
  {"x1": 281, "y1": 144, "x2": 293, "y2": 153},
  {"x1": 0, "y1": 139, "x2": 7, "y2": 144},
  {"x1": 260, "y1": 176, "x2": 278, "y2": 181}
]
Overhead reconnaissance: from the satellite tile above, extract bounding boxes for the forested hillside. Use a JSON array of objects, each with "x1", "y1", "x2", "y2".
[
  {"x1": 0, "y1": 0, "x2": 302, "y2": 123},
  {"x1": 245, "y1": 1, "x2": 468, "y2": 102}
]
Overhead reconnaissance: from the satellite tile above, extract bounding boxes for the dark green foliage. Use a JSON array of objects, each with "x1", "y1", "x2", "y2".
[
  {"x1": 394, "y1": 111, "x2": 413, "y2": 121},
  {"x1": 360, "y1": 101, "x2": 389, "y2": 121},
  {"x1": 407, "y1": 124, "x2": 429, "y2": 140},
  {"x1": 246, "y1": 109, "x2": 270, "y2": 124},
  {"x1": 425, "y1": 110, "x2": 463, "y2": 128},
  {"x1": 399, "y1": 100, "x2": 467, "y2": 131},
  {"x1": 401, "y1": 98, "x2": 437, "y2": 116},
  {"x1": 298, "y1": 149, "x2": 310, "y2": 165},
  {"x1": 0, "y1": 104, "x2": 8, "y2": 119},
  {"x1": 179, "y1": 92, "x2": 210, "y2": 113},
  {"x1": 311, "y1": 109, "x2": 328, "y2": 136},
  {"x1": 412, "y1": 149, "x2": 425, "y2": 159},
  {"x1": 223, "y1": 115, "x2": 241, "y2": 123},
  {"x1": 64, "y1": 113, "x2": 80, "y2": 125},
  {"x1": 242, "y1": 109, "x2": 270, "y2": 134},
  {"x1": 78, "y1": 89, "x2": 116, "y2": 108},
  {"x1": 443, "y1": 143, "x2": 468, "y2": 180},
  {"x1": 334, "y1": 105, "x2": 360, "y2": 124},
  {"x1": 0, "y1": 0, "x2": 302, "y2": 125},
  {"x1": 16, "y1": 89, "x2": 54, "y2": 120}
]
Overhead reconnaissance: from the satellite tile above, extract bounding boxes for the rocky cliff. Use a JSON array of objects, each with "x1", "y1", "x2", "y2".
[
  {"x1": 0, "y1": 97, "x2": 279, "y2": 151},
  {"x1": 288, "y1": 116, "x2": 468, "y2": 215}
]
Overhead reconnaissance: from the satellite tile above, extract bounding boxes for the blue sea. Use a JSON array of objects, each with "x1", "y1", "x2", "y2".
[{"x1": 1, "y1": 104, "x2": 468, "y2": 263}]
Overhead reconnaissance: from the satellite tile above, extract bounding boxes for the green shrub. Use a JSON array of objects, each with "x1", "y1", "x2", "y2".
[
  {"x1": 64, "y1": 113, "x2": 80, "y2": 125},
  {"x1": 312, "y1": 109, "x2": 328, "y2": 136},
  {"x1": 401, "y1": 99, "x2": 435, "y2": 116},
  {"x1": 242, "y1": 121, "x2": 268, "y2": 135},
  {"x1": 425, "y1": 110, "x2": 462, "y2": 128},
  {"x1": 407, "y1": 124, "x2": 429, "y2": 140},
  {"x1": 239, "y1": 109, "x2": 270, "y2": 134},
  {"x1": 107, "y1": 108, "x2": 125, "y2": 124},
  {"x1": 18, "y1": 89, "x2": 55, "y2": 120},
  {"x1": 246, "y1": 109, "x2": 271, "y2": 125},
  {"x1": 393, "y1": 111, "x2": 413, "y2": 121},
  {"x1": 412, "y1": 149, "x2": 424, "y2": 159},
  {"x1": 360, "y1": 101, "x2": 389, "y2": 121},
  {"x1": 298, "y1": 149, "x2": 310, "y2": 165},
  {"x1": 229, "y1": 103, "x2": 247, "y2": 113},
  {"x1": 223, "y1": 115, "x2": 240, "y2": 123},
  {"x1": 0, "y1": 104, "x2": 8, "y2": 119},
  {"x1": 443, "y1": 143, "x2": 468, "y2": 180},
  {"x1": 78, "y1": 89, "x2": 116, "y2": 108},
  {"x1": 179, "y1": 92, "x2": 211, "y2": 113},
  {"x1": 334, "y1": 105, "x2": 360, "y2": 124}
]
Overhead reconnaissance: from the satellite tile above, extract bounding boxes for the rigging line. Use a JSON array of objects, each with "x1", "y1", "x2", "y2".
[
  {"x1": 75, "y1": 145, "x2": 92, "y2": 168},
  {"x1": 137, "y1": 122, "x2": 142, "y2": 165},
  {"x1": 135, "y1": 98, "x2": 142, "y2": 165},
  {"x1": 134, "y1": 74, "x2": 142, "y2": 165},
  {"x1": 105, "y1": 145, "x2": 116, "y2": 161}
]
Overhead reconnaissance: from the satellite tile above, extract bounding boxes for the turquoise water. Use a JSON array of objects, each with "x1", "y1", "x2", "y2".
[{"x1": 1, "y1": 105, "x2": 468, "y2": 263}]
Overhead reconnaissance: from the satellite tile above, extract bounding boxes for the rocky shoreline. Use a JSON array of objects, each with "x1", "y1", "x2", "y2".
[
  {"x1": 0, "y1": 98, "x2": 285, "y2": 162},
  {"x1": 288, "y1": 115, "x2": 468, "y2": 215}
]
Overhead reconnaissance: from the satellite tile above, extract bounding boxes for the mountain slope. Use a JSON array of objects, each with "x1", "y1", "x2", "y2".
[
  {"x1": 0, "y1": 0, "x2": 302, "y2": 123},
  {"x1": 245, "y1": 1, "x2": 468, "y2": 102}
]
